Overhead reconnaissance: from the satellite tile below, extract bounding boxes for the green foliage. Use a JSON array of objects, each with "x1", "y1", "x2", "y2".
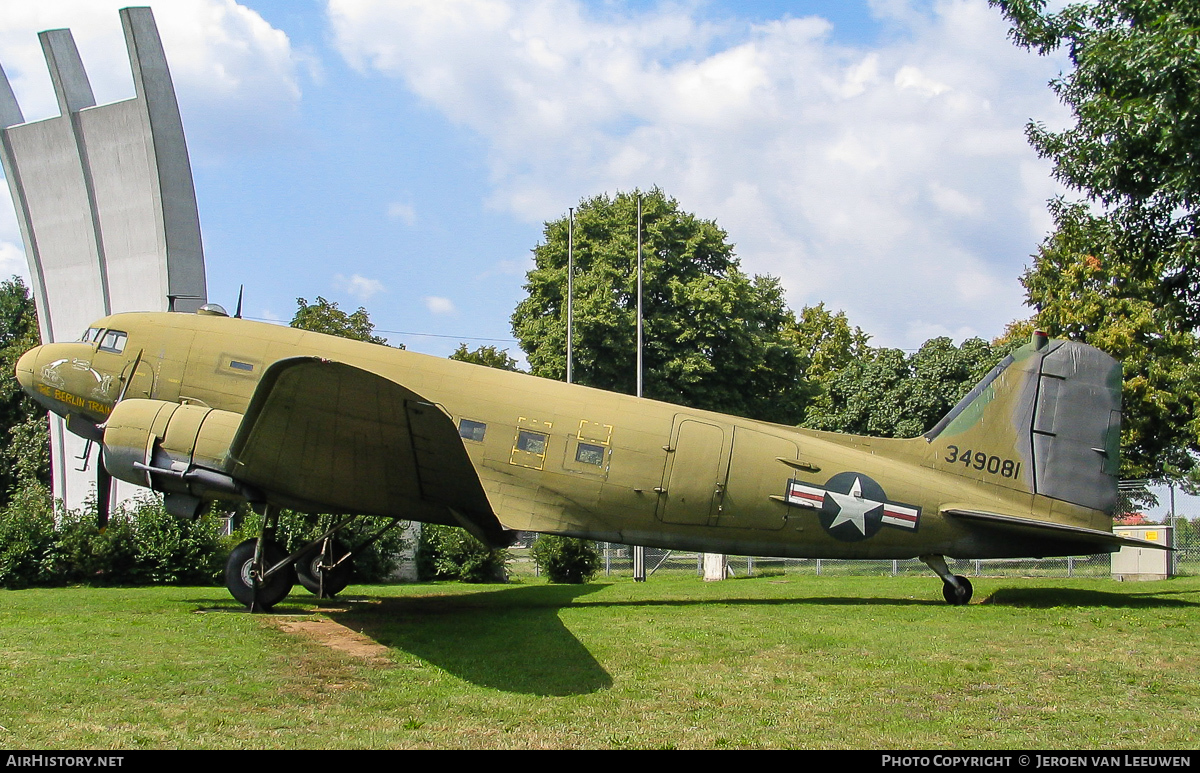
[
  {"x1": 1022, "y1": 200, "x2": 1200, "y2": 480},
  {"x1": 995, "y1": 1, "x2": 1200, "y2": 214},
  {"x1": 531, "y1": 535, "x2": 599, "y2": 583},
  {"x1": 449, "y1": 344, "x2": 521, "y2": 371},
  {"x1": 803, "y1": 337, "x2": 1017, "y2": 438},
  {"x1": 788, "y1": 302, "x2": 872, "y2": 384},
  {"x1": 417, "y1": 524, "x2": 508, "y2": 583},
  {"x1": 123, "y1": 498, "x2": 225, "y2": 585},
  {"x1": 993, "y1": 0, "x2": 1200, "y2": 480},
  {"x1": 291, "y1": 296, "x2": 395, "y2": 346},
  {"x1": 0, "y1": 277, "x2": 49, "y2": 502},
  {"x1": 0, "y1": 483, "x2": 227, "y2": 588},
  {"x1": 0, "y1": 482, "x2": 57, "y2": 589},
  {"x1": 512, "y1": 188, "x2": 812, "y2": 424}
]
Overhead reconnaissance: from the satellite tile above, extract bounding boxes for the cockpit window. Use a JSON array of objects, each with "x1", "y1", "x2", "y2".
[
  {"x1": 98, "y1": 330, "x2": 127, "y2": 354},
  {"x1": 81, "y1": 327, "x2": 101, "y2": 343}
]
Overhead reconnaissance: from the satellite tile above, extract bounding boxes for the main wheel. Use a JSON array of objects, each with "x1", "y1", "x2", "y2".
[
  {"x1": 295, "y1": 540, "x2": 353, "y2": 598},
  {"x1": 225, "y1": 538, "x2": 295, "y2": 610},
  {"x1": 942, "y1": 575, "x2": 973, "y2": 605}
]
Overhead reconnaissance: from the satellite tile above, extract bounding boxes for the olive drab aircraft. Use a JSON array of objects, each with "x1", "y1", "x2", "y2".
[{"x1": 16, "y1": 307, "x2": 1163, "y2": 608}]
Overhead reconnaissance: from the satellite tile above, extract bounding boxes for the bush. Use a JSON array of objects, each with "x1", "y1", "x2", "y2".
[
  {"x1": 0, "y1": 485, "x2": 228, "y2": 588},
  {"x1": 417, "y1": 524, "x2": 508, "y2": 583},
  {"x1": 0, "y1": 482, "x2": 57, "y2": 589},
  {"x1": 531, "y1": 535, "x2": 599, "y2": 583},
  {"x1": 125, "y1": 498, "x2": 225, "y2": 585}
]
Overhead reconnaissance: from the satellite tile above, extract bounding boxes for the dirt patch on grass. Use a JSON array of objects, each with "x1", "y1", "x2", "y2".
[{"x1": 272, "y1": 616, "x2": 393, "y2": 666}]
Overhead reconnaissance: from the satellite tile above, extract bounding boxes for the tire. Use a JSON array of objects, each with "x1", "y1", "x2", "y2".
[
  {"x1": 295, "y1": 540, "x2": 353, "y2": 598},
  {"x1": 224, "y1": 538, "x2": 295, "y2": 610},
  {"x1": 942, "y1": 575, "x2": 973, "y2": 606}
]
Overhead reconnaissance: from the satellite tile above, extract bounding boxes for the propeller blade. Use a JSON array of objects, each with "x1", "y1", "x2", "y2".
[{"x1": 96, "y1": 459, "x2": 111, "y2": 530}]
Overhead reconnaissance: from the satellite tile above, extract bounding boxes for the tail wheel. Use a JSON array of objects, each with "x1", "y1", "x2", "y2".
[
  {"x1": 225, "y1": 538, "x2": 295, "y2": 610},
  {"x1": 942, "y1": 575, "x2": 973, "y2": 606},
  {"x1": 296, "y1": 540, "x2": 353, "y2": 598}
]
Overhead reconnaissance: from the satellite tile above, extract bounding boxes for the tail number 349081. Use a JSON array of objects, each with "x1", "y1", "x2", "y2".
[{"x1": 943, "y1": 445, "x2": 1021, "y2": 479}]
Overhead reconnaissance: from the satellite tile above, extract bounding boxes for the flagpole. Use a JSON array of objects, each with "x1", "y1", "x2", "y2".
[
  {"x1": 636, "y1": 195, "x2": 643, "y2": 398},
  {"x1": 634, "y1": 194, "x2": 646, "y2": 582},
  {"x1": 566, "y1": 206, "x2": 574, "y2": 385}
]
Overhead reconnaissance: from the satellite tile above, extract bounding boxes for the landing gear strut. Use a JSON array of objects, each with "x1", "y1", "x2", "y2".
[
  {"x1": 224, "y1": 504, "x2": 295, "y2": 612},
  {"x1": 296, "y1": 538, "x2": 353, "y2": 598},
  {"x1": 222, "y1": 511, "x2": 404, "y2": 609},
  {"x1": 921, "y1": 554, "x2": 973, "y2": 605}
]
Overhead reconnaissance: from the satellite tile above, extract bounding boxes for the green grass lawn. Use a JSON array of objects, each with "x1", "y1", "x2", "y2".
[{"x1": 1, "y1": 574, "x2": 1196, "y2": 749}]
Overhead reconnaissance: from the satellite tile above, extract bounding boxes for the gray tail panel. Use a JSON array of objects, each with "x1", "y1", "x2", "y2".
[{"x1": 1030, "y1": 341, "x2": 1122, "y2": 514}]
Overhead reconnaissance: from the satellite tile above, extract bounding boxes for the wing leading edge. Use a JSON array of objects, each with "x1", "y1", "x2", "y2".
[{"x1": 228, "y1": 357, "x2": 510, "y2": 547}]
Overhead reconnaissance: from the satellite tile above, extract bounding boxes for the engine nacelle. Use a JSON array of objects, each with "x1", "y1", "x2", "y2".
[{"x1": 102, "y1": 399, "x2": 257, "y2": 515}]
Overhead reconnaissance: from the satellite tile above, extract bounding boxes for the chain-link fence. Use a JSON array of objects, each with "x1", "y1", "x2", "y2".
[
  {"x1": 581, "y1": 545, "x2": 1117, "y2": 579},
  {"x1": 512, "y1": 525, "x2": 1200, "y2": 581}
]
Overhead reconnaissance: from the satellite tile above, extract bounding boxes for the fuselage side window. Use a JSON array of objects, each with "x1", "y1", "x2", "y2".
[
  {"x1": 98, "y1": 330, "x2": 127, "y2": 354},
  {"x1": 459, "y1": 419, "x2": 486, "y2": 442},
  {"x1": 575, "y1": 442, "x2": 605, "y2": 466},
  {"x1": 517, "y1": 430, "x2": 547, "y2": 455}
]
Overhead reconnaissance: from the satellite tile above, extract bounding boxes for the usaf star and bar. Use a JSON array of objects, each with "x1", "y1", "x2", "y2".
[{"x1": 786, "y1": 471, "x2": 921, "y2": 542}]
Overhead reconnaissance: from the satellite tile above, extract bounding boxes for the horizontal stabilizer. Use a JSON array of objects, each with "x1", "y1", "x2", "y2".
[{"x1": 943, "y1": 507, "x2": 1169, "y2": 551}]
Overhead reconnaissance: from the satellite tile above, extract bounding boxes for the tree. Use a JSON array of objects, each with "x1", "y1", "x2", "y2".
[
  {"x1": 992, "y1": 1, "x2": 1200, "y2": 323},
  {"x1": 290, "y1": 296, "x2": 394, "y2": 346},
  {"x1": 803, "y1": 337, "x2": 1018, "y2": 439},
  {"x1": 0, "y1": 277, "x2": 50, "y2": 502},
  {"x1": 511, "y1": 189, "x2": 810, "y2": 424},
  {"x1": 449, "y1": 344, "x2": 521, "y2": 371},
  {"x1": 787, "y1": 303, "x2": 871, "y2": 383},
  {"x1": 992, "y1": 0, "x2": 1200, "y2": 480},
  {"x1": 1021, "y1": 201, "x2": 1200, "y2": 481}
]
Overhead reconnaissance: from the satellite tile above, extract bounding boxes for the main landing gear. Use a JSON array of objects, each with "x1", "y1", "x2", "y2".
[
  {"x1": 222, "y1": 506, "x2": 402, "y2": 611},
  {"x1": 920, "y1": 554, "x2": 973, "y2": 606}
]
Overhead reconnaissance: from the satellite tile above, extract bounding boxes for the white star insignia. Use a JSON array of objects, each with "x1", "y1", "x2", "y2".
[{"x1": 825, "y1": 476, "x2": 883, "y2": 535}]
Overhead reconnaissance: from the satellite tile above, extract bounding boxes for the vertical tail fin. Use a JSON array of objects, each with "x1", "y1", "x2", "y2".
[{"x1": 924, "y1": 334, "x2": 1122, "y2": 514}]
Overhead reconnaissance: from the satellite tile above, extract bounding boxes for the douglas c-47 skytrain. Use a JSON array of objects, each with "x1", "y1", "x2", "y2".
[{"x1": 15, "y1": 307, "x2": 1163, "y2": 608}]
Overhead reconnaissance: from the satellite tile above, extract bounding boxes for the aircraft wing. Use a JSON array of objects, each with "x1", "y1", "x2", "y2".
[
  {"x1": 227, "y1": 357, "x2": 510, "y2": 547},
  {"x1": 943, "y1": 507, "x2": 1170, "y2": 551}
]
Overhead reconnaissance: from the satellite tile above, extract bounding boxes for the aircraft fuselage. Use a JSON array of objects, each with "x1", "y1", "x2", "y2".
[{"x1": 17, "y1": 311, "x2": 1121, "y2": 563}]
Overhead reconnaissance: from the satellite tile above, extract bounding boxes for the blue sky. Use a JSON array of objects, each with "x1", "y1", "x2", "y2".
[{"x1": 0, "y1": 0, "x2": 1070, "y2": 360}]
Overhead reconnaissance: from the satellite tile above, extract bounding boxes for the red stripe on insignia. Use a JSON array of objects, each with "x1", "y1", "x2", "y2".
[{"x1": 882, "y1": 505, "x2": 918, "y2": 524}]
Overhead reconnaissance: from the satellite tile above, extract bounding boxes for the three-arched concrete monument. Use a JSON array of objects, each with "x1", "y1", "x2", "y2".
[{"x1": 0, "y1": 7, "x2": 208, "y2": 511}]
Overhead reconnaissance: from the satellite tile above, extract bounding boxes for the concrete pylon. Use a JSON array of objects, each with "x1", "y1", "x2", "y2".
[{"x1": 0, "y1": 7, "x2": 208, "y2": 512}]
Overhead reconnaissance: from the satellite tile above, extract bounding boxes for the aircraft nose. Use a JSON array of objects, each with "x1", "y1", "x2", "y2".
[{"x1": 15, "y1": 346, "x2": 38, "y2": 395}]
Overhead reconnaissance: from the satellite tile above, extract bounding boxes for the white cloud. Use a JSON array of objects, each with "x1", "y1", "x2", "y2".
[
  {"x1": 335, "y1": 273, "x2": 385, "y2": 300},
  {"x1": 326, "y1": 0, "x2": 1071, "y2": 347},
  {"x1": 475, "y1": 256, "x2": 530, "y2": 281},
  {"x1": 386, "y1": 201, "x2": 417, "y2": 225},
  {"x1": 0, "y1": 1, "x2": 302, "y2": 150},
  {"x1": 0, "y1": 186, "x2": 28, "y2": 283},
  {"x1": 0, "y1": 242, "x2": 27, "y2": 284},
  {"x1": 424, "y1": 296, "x2": 455, "y2": 315}
]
